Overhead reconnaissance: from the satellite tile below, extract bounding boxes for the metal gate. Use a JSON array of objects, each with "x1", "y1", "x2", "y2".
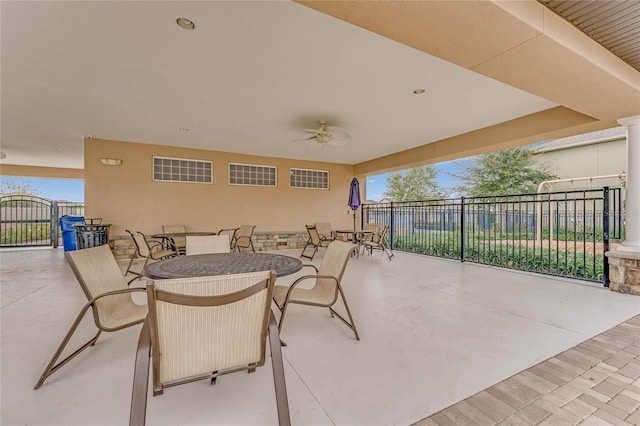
[
  {"x1": 0, "y1": 194, "x2": 57, "y2": 247},
  {"x1": 0, "y1": 194, "x2": 85, "y2": 248}
]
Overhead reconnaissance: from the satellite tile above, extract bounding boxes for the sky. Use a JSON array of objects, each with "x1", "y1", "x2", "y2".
[
  {"x1": 365, "y1": 159, "x2": 473, "y2": 201},
  {"x1": 0, "y1": 177, "x2": 84, "y2": 201}
]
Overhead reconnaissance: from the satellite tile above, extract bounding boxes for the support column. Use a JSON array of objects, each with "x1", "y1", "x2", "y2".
[
  {"x1": 618, "y1": 115, "x2": 640, "y2": 252},
  {"x1": 606, "y1": 115, "x2": 640, "y2": 295}
]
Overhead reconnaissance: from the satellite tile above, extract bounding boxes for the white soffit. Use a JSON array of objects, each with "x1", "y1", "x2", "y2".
[{"x1": 0, "y1": 1, "x2": 557, "y2": 169}]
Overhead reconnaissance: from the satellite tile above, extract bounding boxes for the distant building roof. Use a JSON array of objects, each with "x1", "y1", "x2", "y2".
[{"x1": 534, "y1": 126, "x2": 626, "y2": 153}]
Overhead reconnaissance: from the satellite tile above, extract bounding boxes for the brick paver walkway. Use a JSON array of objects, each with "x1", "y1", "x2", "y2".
[{"x1": 415, "y1": 315, "x2": 640, "y2": 425}]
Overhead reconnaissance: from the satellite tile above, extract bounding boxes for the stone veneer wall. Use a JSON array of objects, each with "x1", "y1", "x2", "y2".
[
  {"x1": 606, "y1": 250, "x2": 640, "y2": 296},
  {"x1": 110, "y1": 230, "x2": 308, "y2": 260}
]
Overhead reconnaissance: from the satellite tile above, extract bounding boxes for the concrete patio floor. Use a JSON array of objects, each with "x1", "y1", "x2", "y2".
[{"x1": 2, "y1": 247, "x2": 639, "y2": 425}]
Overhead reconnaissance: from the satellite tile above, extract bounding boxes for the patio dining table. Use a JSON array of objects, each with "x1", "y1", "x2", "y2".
[{"x1": 144, "y1": 252, "x2": 303, "y2": 280}]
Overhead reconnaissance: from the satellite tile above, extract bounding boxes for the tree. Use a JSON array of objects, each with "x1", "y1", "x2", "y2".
[
  {"x1": 0, "y1": 179, "x2": 40, "y2": 196},
  {"x1": 454, "y1": 147, "x2": 557, "y2": 197},
  {"x1": 384, "y1": 166, "x2": 445, "y2": 201}
]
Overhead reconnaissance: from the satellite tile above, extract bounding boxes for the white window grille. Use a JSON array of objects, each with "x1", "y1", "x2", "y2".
[
  {"x1": 290, "y1": 168, "x2": 329, "y2": 189},
  {"x1": 152, "y1": 156, "x2": 212, "y2": 184},
  {"x1": 229, "y1": 163, "x2": 277, "y2": 187}
]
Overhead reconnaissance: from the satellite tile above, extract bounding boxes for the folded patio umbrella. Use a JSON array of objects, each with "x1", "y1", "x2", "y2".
[{"x1": 348, "y1": 178, "x2": 361, "y2": 232}]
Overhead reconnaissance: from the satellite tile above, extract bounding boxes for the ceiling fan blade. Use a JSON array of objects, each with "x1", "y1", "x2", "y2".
[
  {"x1": 326, "y1": 127, "x2": 350, "y2": 145},
  {"x1": 308, "y1": 139, "x2": 324, "y2": 149},
  {"x1": 302, "y1": 128, "x2": 320, "y2": 133},
  {"x1": 328, "y1": 136, "x2": 350, "y2": 146},
  {"x1": 292, "y1": 135, "x2": 317, "y2": 143},
  {"x1": 327, "y1": 126, "x2": 349, "y2": 138}
]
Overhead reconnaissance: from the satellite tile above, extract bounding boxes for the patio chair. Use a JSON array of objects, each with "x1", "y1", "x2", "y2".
[
  {"x1": 273, "y1": 240, "x2": 360, "y2": 340},
  {"x1": 218, "y1": 228, "x2": 238, "y2": 250},
  {"x1": 129, "y1": 271, "x2": 290, "y2": 426},
  {"x1": 300, "y1": 224, "x2": 331, "y2": 260},
  {"x1": 125, "y1": 230, "x2": 178, "y2": 283},
  {"x1": 34, "y1": 244, "x2": 147, "y2": 389},
  {"x1": 361, "y1": 224, "x2": 394, "y2": 260},
  {"x1": 362, "y1": 222, "x2": 382, "y2": 241},
  {"x1": 315, "y1": 222, "x2": 335, "y2": 241},
  {"x1": 162, "y1": 224, "x2": 187, "y2": 254},
  {"x1": 185, "y1": 234, "x2": 230, "y2": 255},
  {"x1": 234, "y1": 225, "x2": 256, "y2": 253}
]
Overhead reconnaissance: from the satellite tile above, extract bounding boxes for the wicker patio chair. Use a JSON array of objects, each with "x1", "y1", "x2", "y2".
[
  {"x1": 162, "y1": 224, "x2": 187, "y2": 254},
  {"x1": 185, "y1": 235, "x2": 230, "y2": 255},
  {"x1": 34, "y1": 244, "x2": 147, "y2": 389},
  {"x1": 129, "y1": 271, "x2": 290, "y2": 426},
  {"x1": 234, "y1": 225, "x2": 256, "y2": 253},
  {"x1": 273, "y1": 240, "x2": 360, "y2": 340},
  {"x1": 125, "y1": 230, "x2": 178, "y2": 283},
  {"x1": 361, "y1": 224, "x2": 394, "y2": 260},
  {"x1": 300, "y1": 224, "x2": 331, "y2": 260}
]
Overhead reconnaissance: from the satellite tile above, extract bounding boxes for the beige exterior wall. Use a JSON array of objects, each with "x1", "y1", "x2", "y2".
[
  {"x1": 84, "y1": 138, "x2": 358, "y2": 237},
  {"x1": 533, "y1": 138, "x2": 626, "y2": 190}
]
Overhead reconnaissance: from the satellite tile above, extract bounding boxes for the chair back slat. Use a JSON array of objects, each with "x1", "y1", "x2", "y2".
[
  {"x1": 65, "y1": 245, "x2": 132, "y2": 315},
  {"x1": 162, "y1": 225, "x2": 186, "y2": 249},
  {"x1": 186, "y1": 235, "x2": 230, "y2": 255},
  {"x1": 148, "y1": 271, "x2": 275, "y2": 385},
  {"x1": 315, "y1": 223, "x2": 333, "y2": 239},
  {"x1": 313, "y1": 241, "x2": 356, "y2": 302},
  {"x1": 131, "y1": 232, "x2": 151, "y2": 257},
  {"x1": 306, "y1": 225, "x2": 321, "y2": 245}
]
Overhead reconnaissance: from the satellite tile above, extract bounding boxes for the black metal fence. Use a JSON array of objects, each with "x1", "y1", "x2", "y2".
[
  {"x1": 0, "y1": 194, "x2": 85, "y2": 248},
  {"x1": 362, "y1": 187, "x2": 623, "y2": 285}
]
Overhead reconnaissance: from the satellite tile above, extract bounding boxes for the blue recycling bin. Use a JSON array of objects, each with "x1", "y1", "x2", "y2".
[{"x1": 59, "y1": 215, "x2": 85, "y2": 251}]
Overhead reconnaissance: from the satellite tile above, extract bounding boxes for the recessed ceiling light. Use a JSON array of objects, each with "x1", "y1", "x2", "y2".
[
  {"x1": 413, "y1": 89, "x2": 426, "y2": 94},
  {"x1": 56, "y1": 146, "x2": 64, "y2": 152},
  {"x1": 0, "y1": 151, "x2": 6, "y2": 159},
  {"x1": 176, "y1": 17, "x2": 195, "y2": 30}
]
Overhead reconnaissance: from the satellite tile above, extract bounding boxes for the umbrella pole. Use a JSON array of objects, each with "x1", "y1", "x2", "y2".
[{"x1": 353, "y1": 210, "x2": 356, "y2": 232}]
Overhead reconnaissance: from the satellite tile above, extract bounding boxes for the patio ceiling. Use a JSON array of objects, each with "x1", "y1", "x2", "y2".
[{"x1": 1, "y1": 1, "x2": 638, "y2": 171}]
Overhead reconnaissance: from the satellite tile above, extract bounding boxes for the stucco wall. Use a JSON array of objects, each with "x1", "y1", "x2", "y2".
[
  {"x1": 533, "y1": 138, "x2": 626, "y2": 190},
  {"x1": 84, "y1": 138, "x2": 358, "y2": 237}
]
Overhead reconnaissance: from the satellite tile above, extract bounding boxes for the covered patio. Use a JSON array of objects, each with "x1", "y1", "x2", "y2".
[{"x1": 2, "y1": 247, "x2": 639, "y2": 425}]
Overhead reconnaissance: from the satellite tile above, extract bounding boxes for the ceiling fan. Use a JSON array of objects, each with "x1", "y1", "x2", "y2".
[{"x1": 294, "y1": 120, "x2": 350, "y2": 147}]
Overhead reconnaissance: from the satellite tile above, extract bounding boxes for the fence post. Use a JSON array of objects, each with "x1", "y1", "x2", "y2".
[
  {"x1": 460, "y1": 197, "x2": 466, "y2": 262},
  {"x1": 390, "y1": 201, "x2": 395, "y2": 250},
  {"x1": 51, "y1": 201, "x2": 59, "y2": 248},
  {"x1": 603, "y1": 186, "x2": 610, "y2": 287}
]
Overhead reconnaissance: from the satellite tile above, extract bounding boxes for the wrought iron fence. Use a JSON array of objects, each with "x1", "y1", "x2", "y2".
[
  {"x1": 362, "y1": 187, "x2": 623, "y2": 285},
  {"x1": 0, "y1": 194, "x2": 85, "y2": 248}
]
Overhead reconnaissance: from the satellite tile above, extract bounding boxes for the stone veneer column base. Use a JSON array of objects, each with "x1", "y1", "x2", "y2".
[
  {"x1": 606, "y1": 250, "x2": 640, "y2": 295},
  {"x1": 109, "y1": 230, "x2": 309, "y2": 260}
]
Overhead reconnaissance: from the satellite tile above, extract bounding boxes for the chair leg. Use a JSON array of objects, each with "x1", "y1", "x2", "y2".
[
  {"x1": 125, "y1": 254, "x2": 136, "y2": 277},
  {"x1": 268, "y1": 312, "x2": 291, "y2": 426},
  {"x1": 34, "y1": 303, "x2": 101, "y2": 389},
  {"x1": 329, "y1": 284, "x2": 360, "y2": 340},
  {"x1": 129, "y1": 320, "x2": 151, "y2": 426},
  {"x1": 277, "y1": 302, "x2": 290, "y2": 335},
  {"x1": 382, "y1": 243, "x2": 394, "y2": 260},
  {"x1": 300, "y1": 239, "x2": 319, "y2": 260}
]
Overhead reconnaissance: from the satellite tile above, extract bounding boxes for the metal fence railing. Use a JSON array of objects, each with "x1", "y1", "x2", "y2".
[
  {"x1": 362, "y1": 187, "x2": 623, "y2": 285},
  {"x1": 0, "y1": 194, "x2": 85, "y2": 248}
]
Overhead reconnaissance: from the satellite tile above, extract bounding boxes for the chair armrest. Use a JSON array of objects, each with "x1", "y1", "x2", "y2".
[
  {"x1": 129, "y1": 318, "x2": 151, "y2": 426},
  {"x1": 90, "y1": 287, "x2": 147, "y2": 304},
  {"x1": 281, "y1": 273, "x2": 338, "y2": 305},
  {"x1": 301, "y1": 264, "x2": 319, "y2": 273}
]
